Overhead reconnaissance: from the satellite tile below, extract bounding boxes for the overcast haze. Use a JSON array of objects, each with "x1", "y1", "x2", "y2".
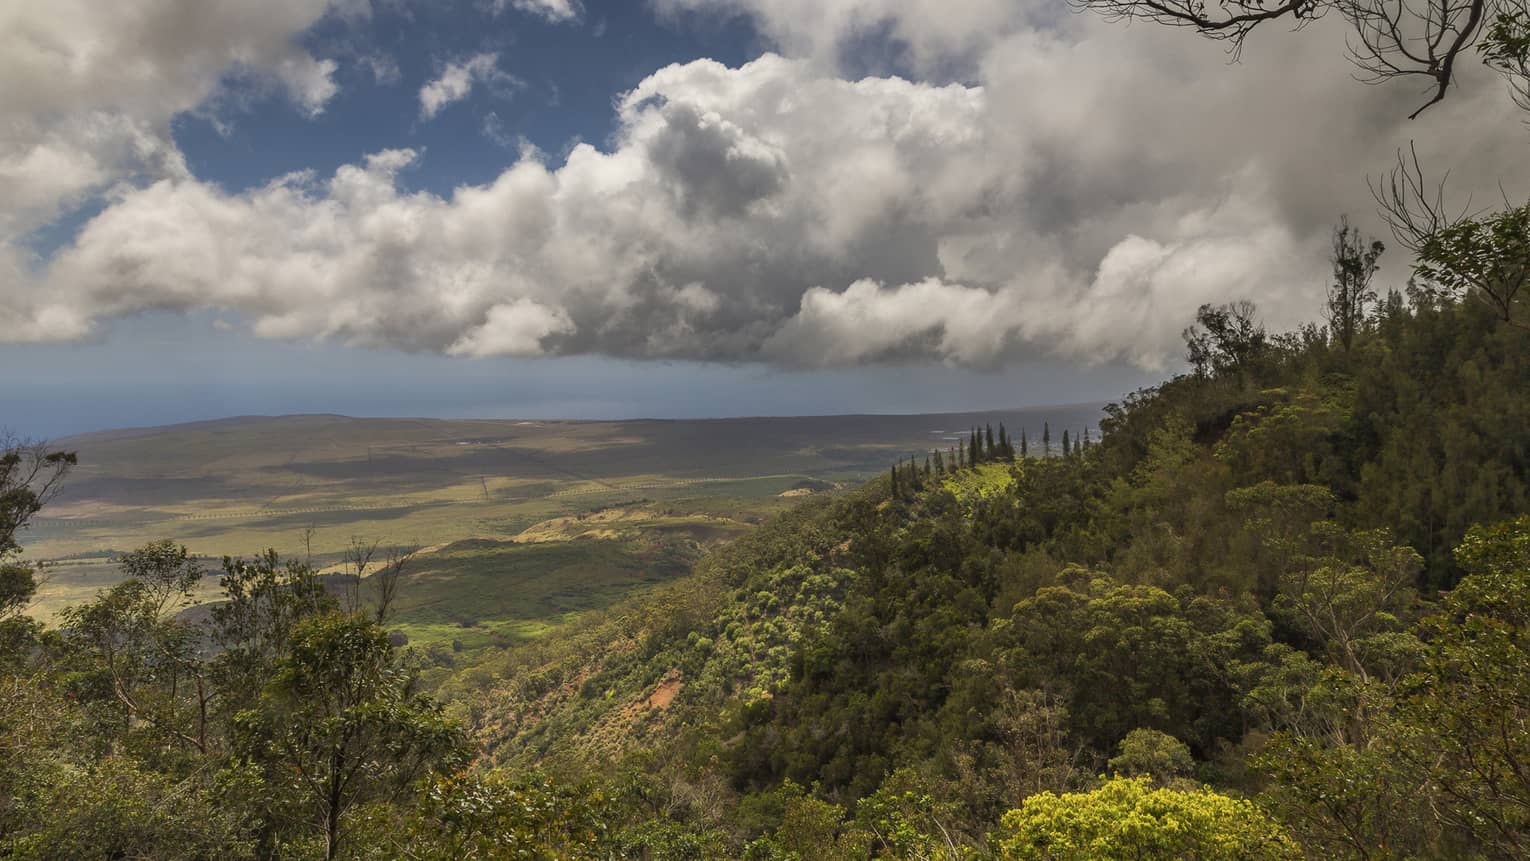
[{"x1": 2, "y1": 0, "x2": 1525, "y2": 435}]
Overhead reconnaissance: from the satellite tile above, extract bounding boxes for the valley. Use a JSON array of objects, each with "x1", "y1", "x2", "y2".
[{"x1": 22, "y1": 406, "x2": 1103, "y2": 648}]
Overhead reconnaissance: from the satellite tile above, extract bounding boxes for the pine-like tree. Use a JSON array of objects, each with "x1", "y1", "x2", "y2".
[
  {"x1": 934, "y1": 449, "x2": 945, "y2": 474},
  {"x1": 1020, "y1": 429, "x2": 1028, "y2": 458},
  {"x1": 1083, "y1": 426, "x2": 1092, "y2": 450},
  {"x1": 1062, "y1": 429, "x2": 1071, "y2": 457},
  {"x1": 969, "y1": 428, "x2": 980, "y2": 466},
  {"x1": 985, "y1": 424, "x2": 995, "y2": 458},
  {"x1": 890, "y1": 465, "x2": 899, "y2": 496},
  {"x1": 1043, "y1": 422, "x2": 1051, "y2": 456}
]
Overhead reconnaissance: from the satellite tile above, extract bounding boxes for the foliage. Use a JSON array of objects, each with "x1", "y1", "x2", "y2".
[
  {"x1": 0, "y1": 439, "x2": 74, "y2": 670},
  {"x1": 1396, "y1": 517, "x2": 1530, "y2": 856},
  {"x1": 1414, "y1": 202, "x2": 1530, "y2": 329},
  {"x1": 5, "y1": 274, "x2": 1530, "y2": 857},
  {"x1": 1257, "y1": 517, "x2": 1530, "y2": 859},
  {"x1": 995, "y1": 776, "x2": 1300, "y2": 860},
  {"x1": 1183, "y1": 301, "x2": 1269, "y2": 377},
  {"x1": 1108, "y1": 729, "x2": 1194, "y2": 784},
  {"x1": 233, "y1": 612, "x2": 466, "y2": 859},
  {"x1": 359, "y1": 771, "x2": 613, "y2": 860}
]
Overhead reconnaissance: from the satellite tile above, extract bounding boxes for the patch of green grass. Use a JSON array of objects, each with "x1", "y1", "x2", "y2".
[{"x1": 382, "y1": 536, "x2": 695, "y2": 647}]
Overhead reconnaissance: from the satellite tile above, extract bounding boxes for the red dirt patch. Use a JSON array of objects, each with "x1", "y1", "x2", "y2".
[{"x1": 641, "y1": 671, "x2": 683, "y2": 711}]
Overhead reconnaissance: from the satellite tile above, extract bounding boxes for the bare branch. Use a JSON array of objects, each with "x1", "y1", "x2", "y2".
[
  {"x1": 371, "y1": 546, "x2": 417, "y2": 624},
  {"x1": 1076, "y1": 0, "x2": 1509, "y2": 116},
  {"x1": 1369, "y1": 142, "x2": 1471, "y2": 253}
]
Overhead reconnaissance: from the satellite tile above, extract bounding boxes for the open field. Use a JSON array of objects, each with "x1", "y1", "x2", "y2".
[{"x1": 22, "y1": 407, "x2": 1104, "y2": 633}]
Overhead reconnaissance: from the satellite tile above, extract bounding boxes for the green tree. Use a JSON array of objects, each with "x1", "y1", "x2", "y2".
[
  {"x1": 1408, "y1": 199, "x2": 1530, "y2": 331},
  {"x1": 1394, "y1": 517, "x2": 1530, "y2": 855},
  {"x1": 1182, "y1": 301, "x2": 1268, "y2": 377},
  {"x1": 1270, "y1": 523, "x2": 1421, "y2": 683},
  {"x1": 1258, "y1": 518, "x2": 1530, "y2": 858},
  {"x1": 995, "y1": 776, "x2": 1301, "y2": 860},
  {"x1": 1108, "y1": 728, "x2": 1194, "y2": 784},
  {"x1": 1, "y1": 752, "x2": 254, "y2": 861},
  {"x1": 373, "y1": 772, "x2": 614, "y2": 860},
  {"x1": 232, "y1": 612, "x2": 466, "y2": 859},
  {"x1": 0, "y1": 438, "x2": 74, "y2": 665},
  {"x1": 209, "y1": 549, "x2": 337, "y2": 721},
  {"x1": 60, "y1": 541, "x2": 212, "y2": 753},
  {"x1": 1006, "y1": 568, "x2": 1270, "y2": 753}
]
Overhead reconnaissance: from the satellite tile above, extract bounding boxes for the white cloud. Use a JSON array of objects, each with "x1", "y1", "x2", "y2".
[
  {"x1": 652, "y1": 0, "x2": 1020, "y2": 72},
  {"x1": 448, "y1": 299, "x2": 576, "y2": 356},
  {"x1": 419, "y1": 53, "x2": 515, "y2": 120},
  {"x1": 764, "y1": 278, "x2": 1022, "y2": 366},
  {"x1": 0, "y1": 0, "x2": 351, "y2": 235},
  {"x1": 5, "y1": 1, "x2": 1527, "y2": 370},
  {"x1": 495, "y1": 0, "x2": 581, "y2": 23}
]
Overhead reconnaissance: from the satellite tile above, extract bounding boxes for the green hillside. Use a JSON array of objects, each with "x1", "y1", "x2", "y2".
[
  {"x1": 3, "y1": 289, "x2": 1527, "y2": 859},
  {"x1": 427, "y1": 288, "x2": 1530, "y2": 856}
]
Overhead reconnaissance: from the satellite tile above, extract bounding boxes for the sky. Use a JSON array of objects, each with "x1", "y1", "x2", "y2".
[{"x1": 2, "y1": 0, "x2": 1525, "y2": 437}]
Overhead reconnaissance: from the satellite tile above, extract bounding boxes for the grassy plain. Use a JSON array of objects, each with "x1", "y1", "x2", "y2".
[{"x1": 23, "y1": 407, "x2": 1103, "y2": 640}]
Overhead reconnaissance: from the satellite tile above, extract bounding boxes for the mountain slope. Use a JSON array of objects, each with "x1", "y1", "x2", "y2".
[{"x1": 437, "y1": 292, "x2": 1530, "y2": 855}]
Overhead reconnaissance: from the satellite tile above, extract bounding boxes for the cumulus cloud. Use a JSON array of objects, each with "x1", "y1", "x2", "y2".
[
  {"x1": 0, "y1": 0, "x2": 351, "y2": 236},
  {"x1": 419, "y1": 53, "x2": 516, "y2": 120},
  {"x1": 765, "y1": 278, "x2": 1022, "y2": 366},
  {"x1": 4, "y1": 0, "x2": 1527, "y2": 369},
  {"x1": 448, "y1": 300, "x2": 576, "y2": 356}
]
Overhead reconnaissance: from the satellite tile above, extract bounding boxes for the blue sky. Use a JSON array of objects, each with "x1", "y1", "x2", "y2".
[
  {"x1": 2, "y1": 0, "x2": 1521, "y2": 437},
  {"x1": 171, "y1": 2, "x2": 761, "y2": 198}
]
